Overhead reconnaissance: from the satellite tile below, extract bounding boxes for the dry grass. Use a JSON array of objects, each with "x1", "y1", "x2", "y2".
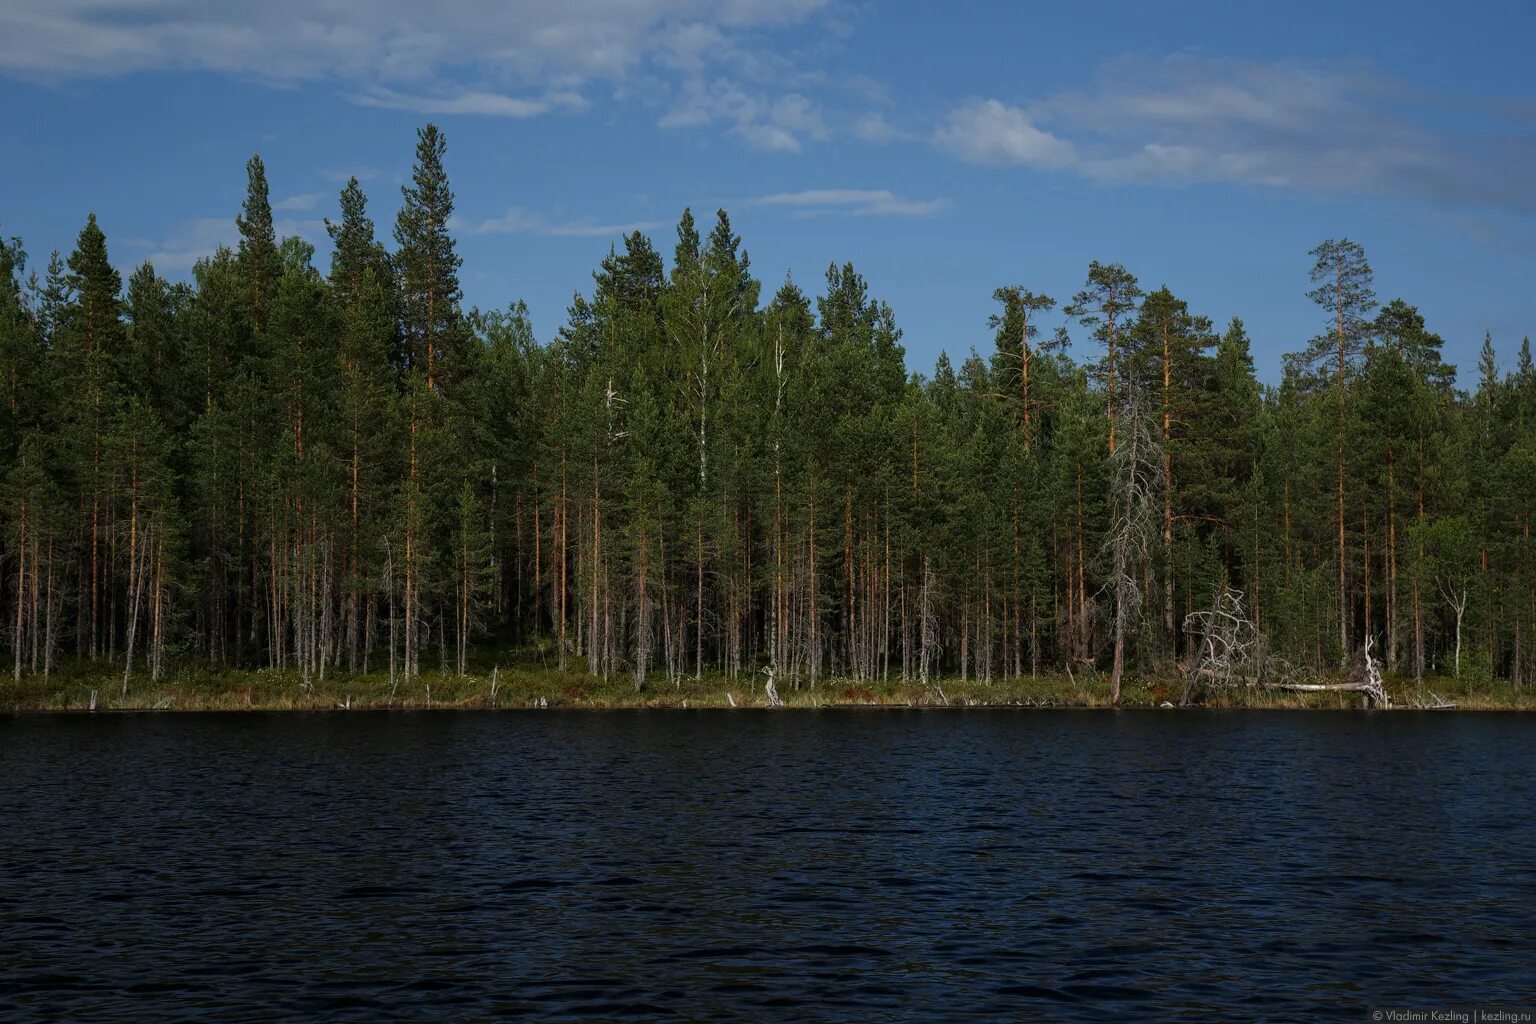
[{"x1": 4, "y1": 662, "x2": 1532, "y2": 712}]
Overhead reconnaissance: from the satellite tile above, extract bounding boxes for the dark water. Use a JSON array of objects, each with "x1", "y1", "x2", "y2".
[{"x1": 1, "y1": 711, "x2": 1532, "y2": 1022}]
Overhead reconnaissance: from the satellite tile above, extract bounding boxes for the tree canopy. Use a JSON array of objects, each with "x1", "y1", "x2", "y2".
[{"x1": 3, "y1": 127, "x2": 1533, "y2": 695}]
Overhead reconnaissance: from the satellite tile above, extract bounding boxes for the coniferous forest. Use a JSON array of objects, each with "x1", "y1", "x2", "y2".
[{"x1": 3, "y1": 124, "x2": 1535, "y2": 703}]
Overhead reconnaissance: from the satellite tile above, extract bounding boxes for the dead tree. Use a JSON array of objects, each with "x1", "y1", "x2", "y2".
[
  {"x1": 121, "y1": 522, "x2": 155, "y2": 696},
  {"x1": 1103, "y1": 384, "x2": 1163, "y2": 703},
  {"x1": 1270, "y1": 636, "x2": 1389, "y2": 707},
  {"x1": 918, "y1": 554, "x2": 939, "y2": 686},
  {"x1": 1180, "y1": 587, "x2": 1260, "y2": 705},
  {"x1": 763, "y1": 665, "x2": 784, "y2": 707},
  {"x1": 1360, "y1": 637, "x2": 1388, "y2": 707},
  {"x1": 1440, "y1": 579, "x2": 1470, "y2": 678}
]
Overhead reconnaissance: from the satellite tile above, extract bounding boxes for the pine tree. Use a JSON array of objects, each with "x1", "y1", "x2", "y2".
[
  {"x1": 5, "y1": 431, "x2": 67, "y2": 680},
  {"x1": 60, "y1": 214, "x2": 125, "y2": 659},
  {"x1": 9, "y1": 121, "x2": 1536, "y2": 699},
  {"x1": 1209, "y1": 319, "x2": 1265, "y2": 616},
  {"x1": 1124, "y1": 286, "x2": 1215, "y2": 651},
  {"x1": 124, "y1": 262, "x2": 190, "y2": 430},
  {"x1": 328, "y1": 181, "x2": 398, "y2": 671},
  {"x1": 452, "y1": 481, "x2": 495, "y2": 675},
  {"x1": 0, "y1": 231, "x2": 37, "y2": 439},
  {"x1": 1290, "y1": 239, "x2": 1375, "y2": 656},
  {"x1": 1066, "y1": 261, "x2": 1142, "y2": 453},
  {"x1": 109, "y1": 398, "x2": 179, "y2": 689},
  {"x1": 988, "y1": 285, "x2": 1057, "y2": 448},
  {"x1": 394, "y1": 124, "x2": 465, "y2": 392}
]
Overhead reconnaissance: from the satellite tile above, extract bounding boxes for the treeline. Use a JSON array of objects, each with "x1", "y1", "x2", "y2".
[{"x1": 2, "y1": 125, "x2": 1533, "y2": 694}]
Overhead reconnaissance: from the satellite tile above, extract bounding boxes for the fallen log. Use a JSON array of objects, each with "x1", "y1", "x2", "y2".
[
  {"x1": 1193, "y1": 667, "x2": 1259, "y2": 686},
  {"x1": 1269, "y1": 681, "x2": 1376, "y2": 693},
  {"x1": 1190, "y1": 666, "x2": 1375, "y2": 693}
]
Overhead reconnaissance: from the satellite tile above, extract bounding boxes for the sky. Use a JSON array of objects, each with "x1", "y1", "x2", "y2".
[{"x1": 2, "y1": 1, "x2": 1534, "y2": 383}]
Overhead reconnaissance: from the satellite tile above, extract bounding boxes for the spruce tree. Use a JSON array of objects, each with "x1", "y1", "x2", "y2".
[
  {"x1": 0, "y1": 232, "x2": 36, "y2": 437},
  {"x1": 236, "y1": 155, "x2": 281, "y2": 331}
]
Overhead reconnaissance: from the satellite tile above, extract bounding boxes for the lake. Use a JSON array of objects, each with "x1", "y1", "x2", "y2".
[{"x1": 1, "y1": 710, "x2": 1532, "y2": 1022}]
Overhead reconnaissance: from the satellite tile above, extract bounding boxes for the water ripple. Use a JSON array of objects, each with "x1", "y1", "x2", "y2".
[{"x1": 1, "y1": 709, "x2": 1533, "y2": 1022}]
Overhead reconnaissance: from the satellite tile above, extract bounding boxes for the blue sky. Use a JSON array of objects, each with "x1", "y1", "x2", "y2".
[{"x1": 2, "y1": 1, "x2": 1534, "y2": 382}]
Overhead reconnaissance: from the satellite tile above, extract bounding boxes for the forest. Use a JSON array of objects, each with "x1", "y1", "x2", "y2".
[{"x1": 2, "y1": 124, "x2": 1534, "y2": 706}]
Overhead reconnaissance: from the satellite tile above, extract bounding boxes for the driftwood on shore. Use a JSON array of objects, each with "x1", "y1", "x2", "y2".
[
  {"x1": 1179, "y1": 589, "x2": 1262, "y2": 706},
  {"x1": 762, "y1": 667, "x2": 784, "y2": 708},
  {"x1": 1180, "y1": 590, "x2": 1456, "y2": 709},
  {"x1": 1267, "y1": 638, "x2": 1391, "y2": 708},
  {"x1": 1242, "y1": 676, "x2": 1455, "y2": 710},
  {"x1": 1189, "y1": 667, "x2": 1394, "y2": 705}
]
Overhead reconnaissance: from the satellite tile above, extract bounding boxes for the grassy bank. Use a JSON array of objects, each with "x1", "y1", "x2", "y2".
[{"x1": 4, "y1": 664, "x2": 1533, "y2": 711}]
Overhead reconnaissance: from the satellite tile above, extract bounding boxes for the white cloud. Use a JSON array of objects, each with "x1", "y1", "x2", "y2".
[
  {"x1": 458, "y1": 209, "x2": 542, "y2": 235},
  {"x1": 660, "y1": 79, "x2": 829, "y2": 152},
  {"x1": 769, "y1": 94, "x2": 826, "y2": 140},
  {"x1": 932, "y1": 56, "x2": 1536, "y2": 212},
  {"x1": 751, "y1": 189, "x2": 946, "y2": 217},
  {"x1": 0, "y1": 0, "x2": 839, "y2": 150},
  {"x1": 550, "y1": 220, "x2": 667, "y2": 238},
  {"x1": 0, "y1": 1, "x2": 833, "y2": 81},
  {"x1": 852, "y1": 112, "x2": 901, "y2": 144},
  {"x1": 655, "y1": 21, "x2": 728, "y2": 74},
  {"x1": 140, "y1": 217, "x2": 236, "y2": 271},
  {"x1": 735, "y1": 122, "x2": 803, "y2": 153},
  {"x1": 274, "y1": 217, "x2": 327, "y2": 240},
  {"x1": 273, "y1": 192, "x2": 325, "y2": 212},
  {"x1": 347, "y1": 86, "x2": 588, "y2": 118},
  {"x1": 934, "y1": 99, "x2": 1076, "y2": 168},
  {"x1": 455, "y1": 207, "x2": 665, "y2": 238},
  {"x1": 0, "y1": 0, "x2": 889, "y2": 159},
  {"x1": 138, "y1": 214, "x2": 327, "y2": 271}
]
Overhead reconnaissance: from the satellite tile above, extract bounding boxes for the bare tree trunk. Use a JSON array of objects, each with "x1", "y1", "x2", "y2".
[
  {"x1": 12, "y1": 501, "x2": 24, "y2": 683},
  {"x1": 1107, "y1": 386, "x2": 1163, "y2": 704},
  {"x1": 1336, "y1": 262, "x2": 1349, "y2": 658},
  {"x1": 635, "y1": 525, "x2": 649, "y2": 692},
  {"x1": 883, "y1": 519, "x2": 892, "y2": 683},
  {"x1": 123, "y1": 526, "x2": 151, "y2": 697},
  {"x1": 1162, "y1": 320, "x2": 1175, "y2": 655},
  {"x1": 43, "y1": 538, "x2": 55, "y2": 679},
  {"x1": 28, "y1": 532, "x2": 39, "y2": 675},
  {"x1": 919, "y1": 554, "x2": 936, "y2": 686},
  {"x1": 151, "y1": 537, "x2": 165, "y2": 682},
  {"x1": 385, "y1": 540, "x2": 397, "y2": 696},
  {"x1": 694, "y1": 525, "x2": 703, "y2": 680},
  {"x1": 1451, "y1": 591, "x2": 1467, "y2": 678},
  {"x1": 1387, "y1": 454, "x2": 1398, "y2": 670},
  {"x1": 808, "y1": 487, "x2": 818, "y2": 688},
  {"x1": 590, "y1": 460, "x2": 602, "y2": 678},
  {"x1": 533, "y1": 463, "x2": 542, "y2": 640},
  {"x1": 559, "y1": 454, "x2": 568, "y2": 670}
]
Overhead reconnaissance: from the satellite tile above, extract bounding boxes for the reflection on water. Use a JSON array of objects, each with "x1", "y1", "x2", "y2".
[{"x1": 1, "y1": 710, "x2": 1532, "y2": 1022}]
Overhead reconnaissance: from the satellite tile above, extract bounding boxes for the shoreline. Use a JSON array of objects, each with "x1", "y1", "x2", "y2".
[
  {"x1": 5, "y1": 704, "x2": 1531, "y2": 714},
  {"x1": 4, "y1": 670, "x2": 1532, "y2": 713}
]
